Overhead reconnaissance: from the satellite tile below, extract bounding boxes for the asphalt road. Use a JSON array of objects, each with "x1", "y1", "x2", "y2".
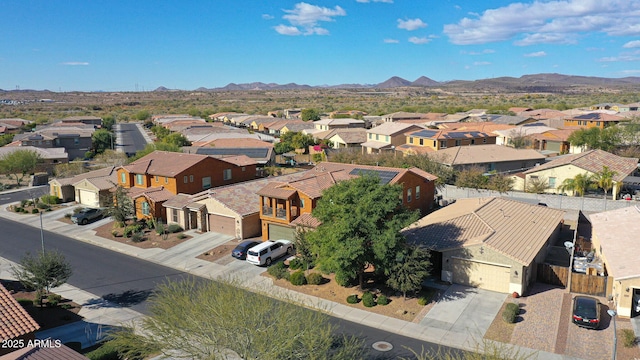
[
  {"x1": 0, "y1": 218, "x2": 464, "y2": 358},
  {"x1": 114, "y1": 122, "x2": 148, "y2": 156},
  {"x1": 0, "y1": 186, "x2": 49, "y2": 205}
]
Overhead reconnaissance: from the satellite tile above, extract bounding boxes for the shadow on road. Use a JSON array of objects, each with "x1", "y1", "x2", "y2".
[{"x1": 85, "y1": 289, "x2": 153, "y2": 308}]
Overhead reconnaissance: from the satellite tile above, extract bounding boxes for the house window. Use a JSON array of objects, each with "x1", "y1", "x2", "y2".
[
  {"x1": 549, "y1": 177, "x2": 556, "y2": 188},
  {"x1": 455, "y1": 140, "x2": 461, "y2": 146},
  {"x1": 121, "y1": 173, "x2": 126, "y2": 184},
  {"x1": 142, "y1": 201, "x2": 150, "y2": 215},
  {"x1": 202, "y1": 176, "x2": 211, "y2": 189},
  {"x1": 407, "y1": 188, "x2": 412, "y2": 202},
  {"x1": 223, "y1": 169, "x2": 232, "y2": 180},
  {"x1": 189, "y1": 175, "x2": 194, "y2": 183},
  {"x1": 471, "y1": 139, "x2": 476, "y2": 144},
  {"x1": 300, "y1": 198, "x2": 305, "y2": 209},
  {"x1": 155, "y1": 175, "x2": 159, "y2": 182},
  {"x1": 172, "y1": 209, "x2": 178, "y2": 222},
  {"x1": 242, "y1": 166, "x2": 246, "y2": 172},
  {"x1": 416, "y1": 186, "x2": 420, "y2": 199},
  {"x1": 419, "y1": 139, "x2": 423, "y2": 146},
  {"x1": 184, "y1": 176, "x2": 188, "y2": 184},
  {"x1": 439, "y1": 140, "x2": 447, "y2": 148},
  {"x1": 368, "y1": 133, "x2": 372, "y2": 140},
  {"x1": 165, "y1": 176, "x2": 168, "y2": 184},
  {"x1": 385, "y1": 135, "x2": 389, "y2": 142},
  {"x1": 375, "y1": 134, "x2": 379, "y2": 141},
  {"x1": 409, "y1": 137, "x2": 413, "y2": 144},
  {"x1": 136, "y1": 174, "x2": 143, "y2": 185},
  {"x1": 483, "y1": 138, "x2": 487, "y2": 143},
  {"x1": 74, "y1": 138, "x2": 79, "y2": 145}
]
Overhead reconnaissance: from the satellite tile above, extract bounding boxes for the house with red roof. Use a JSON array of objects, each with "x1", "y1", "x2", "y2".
[{"x1": 0, "y1": 283, "x2": 40, "y2": 356}]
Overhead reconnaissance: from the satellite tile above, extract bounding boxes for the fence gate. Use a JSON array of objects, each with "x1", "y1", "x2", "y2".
[
  {"x1": 570, "y1": 273, "x2": 610, "y2": 297},
  {"x1": 537, "y1": 263, "x2": 569, "y2": 287}
]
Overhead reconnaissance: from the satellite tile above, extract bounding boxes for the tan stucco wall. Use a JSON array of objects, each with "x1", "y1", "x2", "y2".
[
  {"x1": 524, "y1": 165, "x2": 593, "y2": 196},
  {"x1": 612, "y1": 279, "x2": 640, "y2": 318}
]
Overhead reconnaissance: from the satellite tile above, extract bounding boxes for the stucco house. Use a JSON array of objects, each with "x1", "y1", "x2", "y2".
[
  {"x1": 402, "y1": 197, "x2": 565, "y2": 295},
  {"x1": 514, "y1": 150, "x2": 638, "y2": 198},
  {"x1": 116, "y1": 151, "x2": 257, "y2": 221},
  {"x1": 431, "y1": 144, "x2": 546, "y2": 173},
  {"x1": 564, "y1": 113, "x2": 625, "y2": 129},
  {"x1": 398, "y1": 129, "x2": 497, "y2": 155},
  {"x1": 361, "y1": 123, "x2": 424, "y2": 154},
  {"x1": 258, "y1": 162, "x2": 438, "y2": 240},
  {"x1": 313, "y1": 118, "x2": 365, "y2": 131},
  {"x1": 49, "y1": 166, "x2": 118, "y2": 206},
  {"x1": 588, "y1": 206, "x2": 640, "y2": 318}
]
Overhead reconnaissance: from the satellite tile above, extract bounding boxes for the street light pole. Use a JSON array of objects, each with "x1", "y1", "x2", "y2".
[
  {"x1": 33, "y1": 196, "x2": 45, "y2": 253},
  {"x1": 607, "y1": 309, "x2": 617, "y2": 360}
]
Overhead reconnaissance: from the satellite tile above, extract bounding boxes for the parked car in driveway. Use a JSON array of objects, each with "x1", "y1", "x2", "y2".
[
  {"x1": 71, "y1": 207, "x2": 104, "y2": 225},
  {"x1": 231, "y1": 240, "x2": 261, "y2": 260},
  {"x1": 246, "y1": 240, "x2": 293, "y2": 266},
  {"x1": 572, "y1": 295, "x2": 601, "y2": 329}
]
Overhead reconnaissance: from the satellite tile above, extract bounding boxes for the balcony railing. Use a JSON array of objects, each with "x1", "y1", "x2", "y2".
[{"x1": 262, "y1": 206, "x2": 273, "y2": 215}]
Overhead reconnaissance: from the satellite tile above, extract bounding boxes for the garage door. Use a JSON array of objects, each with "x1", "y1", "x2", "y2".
[
  {"x1": 452, "y1": 259, "x2": 511, "y2": 293},
  {"x1": 268, "y1": 224, "x2": 295, "y2": 241},
  {"x1": 208, "y1": 214, "x2": 236, "y2": 237},
  {"x1": 77, "y1": 189, "x2": 98, "y2": 207}
]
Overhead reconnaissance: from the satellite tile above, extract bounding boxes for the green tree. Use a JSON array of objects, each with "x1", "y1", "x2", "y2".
[
  {"x1": 0, "y1": 149, "x2": 41, "y2": 187},
  {"x1": 107, "y1": 278, "x2": 366, "y2": 360},
  {"x1": 162, "y1": 132, "x2": 191, "y2": 147},
  {"x1": 386, "y1": 246, "x2": 431, "y2": 300},
  {"x1": 11, "y1": 250, "x2": 72, "y2": 305},
  {"x1": 93, "y1": 149, "x2": 128, "y2": 167},
  {"x1": 509, "y1": 129, "x2": 531, "y2": 149},
  {"x1": 130, "y1": 142, "x2": 182, "y2": 162},
  {"x1": 134, "y1": 110, "x2": 151, "y2": 121},
  {"x1": 567, "y1": 127, "x2": 621, "y2": 152},
  {"x1": 102, "y1": 115, "x2": 115, "y2": 131},
  {"x1": 592, "y1": 165, "x2": 617, "y2": 199},
  {"x1": 54, "y1": 162, "x2": 86, "y2": 178},
  {"x1": 301, "y1": 108, "x2": 321, "y2": 121},
  {"x1": 526, "y1": 176, "x2": 549, "y2": 194},
  {"x1": 558, "y1": 173, "x2": 593, "y2": 197},
  {"x1": 105, "y1": 186, "x2": 134, "y2": 224},
  {"x1": 91, "y1": 128, "x2": 114, "y2": 154},
  {"x1": 293, "y1": 229, "x2": 315, "y2": 270},
  {"x1": 0, "y1": 133, "x2": 15, "y2": 147},
  {"x1": 308, "y1": 175, "x2": 419, "y2": 289},
  {"x1": 486, "y1": 173, "x2": 514, "y2": 193},
  {"x1": 454, "y1": 167, "x2": 488, "y2": 190}
]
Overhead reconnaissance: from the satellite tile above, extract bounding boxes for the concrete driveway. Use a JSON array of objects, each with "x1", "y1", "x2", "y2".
[{"x1": 419, "y1": 284, "x2": 507, "y2": 349}]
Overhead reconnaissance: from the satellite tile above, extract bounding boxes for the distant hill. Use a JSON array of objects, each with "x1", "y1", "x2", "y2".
[
  {"x1": 412, "y1": 76, "x2": 440, "y2": 86},
  {"x1": 377, "y1": 76, "x2": 413, "y2": 89}
]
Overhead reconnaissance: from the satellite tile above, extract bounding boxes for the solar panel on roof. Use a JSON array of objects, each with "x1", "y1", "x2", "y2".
[
  {"x1": 349, "y1": 168, "x2": 399, "y2": 184},
  {"x1": 411, "y1": 130, "x2": 438, "y2": 138},
  {"x1": 195, "y1": 147, "x2": 269, "y2": 158}
]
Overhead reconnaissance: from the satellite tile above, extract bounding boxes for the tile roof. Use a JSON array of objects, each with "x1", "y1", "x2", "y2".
[
  {"x1": 128, "y1": 186, "x2": 175, "y2": 202},
  {"x1": 523, "y1": 150, "x2": 638, "y2": 182},
  {"x1": 200, "y1": 138, "x2": 273, "y2": 148},
  {"x1": 0, "y1": 146, "x2": 68, "y2": 160},
  {"x1": 330, "y1": 129, "x2": 367, "y2": 144},
  {"x1": 314, "y1": 118, "x2": 365, "y2": 126},
  {"x1": 122, "y1": 151, "x2": 252, "y2": 177},
  {"x1": 290, "y1": 213, "x2": 322, "y2": 228},
  {"x1": 395, "y1": 144, "x2": 435, "y2": 155},
  {"x1": 567, "y1": 113, "x2": 624, "y2": 122},
  {"x1": 437, "y1": 122, "x2": 515, "y2": 133},
  {"x1": 162, "y1": 194, "x2": 194, "y2": 209},
  {"x1": 368, "y1": 123, "x2": 424, "y2": 136},
  {"x1": 403, "y1": 197, "x2": 565, "y2": 265},
  {"x1": 2, "y1": 343, "x2": 89, "y2": 359},
  {"x1": 256, "y1": 182, "x2": 298, "y2": 199},
  {"x1": 406, "y1": 129, "x2": 495, "y2": 140},
  {"x1": 589, "y1": 206, "x2": 640, "y2": 279},
  {"x1": 528, "y1": 129, "x2": 576, "y2": 142},
  {"x1": 215, "y1": 155, "x2": 257, "y2": 167},
  {"x1": 434, "y1": 145, "x2": 546, "y2": 166},
  {"x1": 0, "y1": 283, "x2": 40, "y2": 341}
]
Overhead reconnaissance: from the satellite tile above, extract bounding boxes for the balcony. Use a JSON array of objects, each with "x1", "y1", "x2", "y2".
[{"x1": 262, "y1": 206, "x2": 299, "y2": 220}]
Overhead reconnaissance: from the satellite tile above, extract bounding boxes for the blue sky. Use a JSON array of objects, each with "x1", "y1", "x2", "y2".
[{"x1": 2, "y1": 0, "x2": 640, "y2": 91}]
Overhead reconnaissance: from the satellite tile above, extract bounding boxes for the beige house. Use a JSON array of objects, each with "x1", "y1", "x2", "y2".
[
  {"x1": 361, "y1": 123, "x2": 423, "y2": 154},
  {"x1": 311, "y1": 128, "x2": 366, "y2": 149},
  {"x1": 313, "y1": 118, "x2": 365, "y2": 131},
  {"x1": 432, "y1": 144, "x2": 546, "y2": 173},
  {"x1": 589, "y1": 206, "x2": 640, "y2": 318},
  {"x1": 49, "y1": 166, "x2": 118, "y2": 206},
  {"x1": 403, "y1": 197, "x2": 565, "y2": 295},
  {"x1": 515, "y1": 150, "x2": 638, "y2": 198}
]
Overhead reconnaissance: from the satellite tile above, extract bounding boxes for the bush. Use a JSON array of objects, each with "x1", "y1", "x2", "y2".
[
  {"x1": 155, "y1": 223, "x2": 166, "y2": 235},
  {"x1": 14, "y1": 206, "x2": 23, "y2": 213},
  {"x1": 131, "y1": 232, "x2": 145, "y2": 243},
  {"x1": 417, "y1": 297, "x2": 429, "y2": 306},
  {"x1": 65, "y1": 213, "x2": 72, "y2": 219},
  {"x1": 60, "y1": 303, "x2": 73, "y2": 310},
  {"x1": 47, "y1": 294, "x2": 62, "y2": 307},
  {"x1": 306, "y1": 272, "x2": 323, "y2": 285},
  {"x1": 31, "y1": 208, "x2": 39, "y2": 214},
  {"x1": 288, "y1": 258, "x2": 304, "y2": 270},
  {"x1": 20, "y1": 200, "x2": 28, "y2": 207},
  {"x1": 334, "y1": 272, "x2": 354, "y2": 287},
  {"x1": 123, "y1": 224, "x2": 143, "y2": 238},
  {"x1": 377, "y1": 294, "x2": 389, "y2": 306},
  {"x1": 502, "y1": 302, "x2": 519, "y2": 323},
  {"x1": 86, "y1": 341, "x2": 120, "y2": 360},
  {"x1": 111, "y1": 230, "x2": 120, "y2": 237},
  {"x1": 346, "y1": 294, "x2": 359, "y2": 304},
  {"x1": 40, "y1": 195, "x2": 60, "y2": 205},
  {"x1": 362, "y1": 291, "x2": 376, "y2": 307},
  {"x1": 36, "y1": 202, "x2": 50, "y2": 209},
  {"x1": 177, "y1": 234, "x2": 187, "y2": 239},
  {"x1": 167, "y1": 224, "x2": 183, "y2": 233},
  {"x1": 289, "y1": 270, "x2": 307, "y2": 286},
  {"x1": 16, "y1": 298, "x2": 32, "y2": 307},
  {"x1": 267, "y1": 262, "x2": 289, "y2": 280},
  {"x1": 622, "y1": 328, "x2": 637, "y2": 348}
]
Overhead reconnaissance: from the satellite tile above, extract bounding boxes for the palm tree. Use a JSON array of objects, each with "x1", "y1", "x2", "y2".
[
  {"x1": 558, "y1": 173, "x2": 593, "y2": 197},
  {"x1": 592, "y1": 166, "x2": 617, "y2": 200}
]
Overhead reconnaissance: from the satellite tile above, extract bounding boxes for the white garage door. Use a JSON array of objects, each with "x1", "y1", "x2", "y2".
[
  {"x1": 208, "y1": 214, "x2": 236, "y2": 237},
  {"x1": 268, "y1": 224, "x2": 295, "y2": 241},
  {"x1": 77, "y1": 189, "x2": 99, "y2": 207},
  {"x1": 452, "y1": 259, "x2": 511, "y2": 293}
]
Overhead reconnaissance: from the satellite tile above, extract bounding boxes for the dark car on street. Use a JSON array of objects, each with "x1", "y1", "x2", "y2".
[
  {"x1": 231, "y1": 240, "x2": 261, "y2": 260},
  {"x1": 71, "y1": 207, "x2": 105, "y2": 225},
  {"x1": 572, "y1": 295, "x2": 601, "y2": 329}
]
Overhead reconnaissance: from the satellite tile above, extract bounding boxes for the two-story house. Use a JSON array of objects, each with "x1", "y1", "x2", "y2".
[
  {"x1": 116, "y1": 151, "x2": 257, "y2": 221},
  {"x1": 12, "y1": 124, "x2": 95, "y2": 160},
  {"x1": 257, "y1": 162, "x2": 438, "y2": 240},
  {"x1": 563, "y1": 113, "x2": 625, "y2": 129},
  {"x1": 313, "y1": 118, "x2": 365, "y2": 131},
  {"x1": 398, "y1": 129, "x2": 497, "y2": 154},
  {"x1": 361, "y1": 123, "x2": 424, "y2": 154}
]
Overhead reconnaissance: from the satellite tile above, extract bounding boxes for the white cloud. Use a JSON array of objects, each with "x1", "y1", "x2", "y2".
[
  {"x1": 276, "y1": 2, "x2": 346, "y2": 36},
  {"x1": 383, "y1": 38, "x2": 399, "y2": 43},
  {"x1": 61, "y1": 62, "x2": 89, "y2": 66},
  {"x1": 461, "y1": 49, "x2": 495, "y2": 55},
  {"x1": 473, "y1": 61, "x2": 491, "y2": 66},
  {"x1": 444, "y1": 0, "x2": 640, "y2": 45},
  {"x1": 408, "y1": 36, "x2": 431, "y2": 44},
  {"x1": 356, "y1": 0, "x2": 393, "y2": 3},
  {"x1": 618, "y1": 69, "x2": 640, "y2": 74},
  {"x1": 524, "y1": 51, "x2": 547, "y2": 57},
  {"x1": 623, "y1": 40, "x2": 640, "y2": 48},
  {"x1": 397, "y1": 18, "x2": 427, "y2": 31},
  {"x1": 262, "y1": 14, "x2": 274, "y2": 20},
  {"x1": 598, "y1": 54, "x2": 640, "y2": 62}
]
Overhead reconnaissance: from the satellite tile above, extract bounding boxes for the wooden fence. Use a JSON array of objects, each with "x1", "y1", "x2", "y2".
[{"x1": 537, "y1": 263, "x2": 610, "y2": 297}]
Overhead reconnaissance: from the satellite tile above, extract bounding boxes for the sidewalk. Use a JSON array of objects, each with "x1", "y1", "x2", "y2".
[{"x1": 0, "y1": 202, "x2": 572, "y2": 359}]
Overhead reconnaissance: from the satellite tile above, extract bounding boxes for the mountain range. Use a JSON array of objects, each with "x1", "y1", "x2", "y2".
[{"x1": 154, "y1": 73, "x2": 640, "y2": 92}]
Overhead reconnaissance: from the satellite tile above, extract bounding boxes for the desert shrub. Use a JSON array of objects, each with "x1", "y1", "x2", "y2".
[
  {"x1": 334, "y1": 271, "x2": 354, "y2": 287},
  {"x1": 346, "y1": 294, "x2": 358, "y2": 304},
  {"x1": 289, "y1": 270, "x2": 307, "y2": 286},
  {"x1": 20, "y1": 200, "x2": 28, "y2": 207},
  {"x1": 47, "y1": 294, "x2": 62, "y2": 307},
  {"x1": 502, "y1": 302, "x2": 519, "y2": 323},
  {"x1": 306, "y1": 272, "x2": 323, "y2": 285},
  {"x1": 167, "y1": 224, "x2": 182, "y2": 233},
  {"x1": 16, "y1": 298, "x2": 32, "y2": 307},
  {"x1": 267, "y1": 262, "x2": 289, "y2": 280},
  {"x1": 155, "y1": 223, "x2": 166, "y2": 235},
  {"x1": 124, "y1": 224, "x2": 142, "y2": 237},
  {"x1": 31, "y1": 208, "x2": 39, "y2": 214},
  {"x1": 65, "y1": 213, "x2": 72, "y2": 218},
  {"x1": 40, "y1": 195, "x2": 60, "y2": 204},
  {"x1": 622, "y1": 329, "x2": 637, "y2": 348},
  {"x1": 36, "y1": 202, "x2": 50, "y2": 209},
  {"x1": 288, "y1": 258, "x2": 304, "y2": 270},
  {"x1": 111, "y1": 230, "x2": 120, "y2": 237},
  {"x1": 131, "y1": 232, "x2": 145, "y2": 243},
  {"x1": 177, "y1": 234, "x2": 186, "y2": 239},
  {"x1": 86, "y1": 341, "x2": 120, "y2": 360},
  {"x1": 417, "y1": 297, "x2": 429, "y2": 306},
  {"x1": 60, "y1": 303, "x2": 73, "y2": 310},
  {"x1": 362, "y1": 291, "x2": 376, "y2": 307},
  {"x1": 377, "y1": 294, "x2": 389, "y2": 306},
  {"x1": 14, "y1": 206, "x2": 23, "y2": 213}
]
